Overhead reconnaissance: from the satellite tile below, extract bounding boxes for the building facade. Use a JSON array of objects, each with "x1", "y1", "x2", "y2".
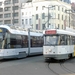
[
  {"x1": 24, "y1": 0, "x2": 72, "y2": 30},
  {"x1": 21, "y1": 3, "x2": 33, "y2": 28},
  {"x1": 0, "y1": 0, "x2": 23, "y2": 26},
  {"x1": 71, "y1": 2, "x2": 75, "y2": 29}
]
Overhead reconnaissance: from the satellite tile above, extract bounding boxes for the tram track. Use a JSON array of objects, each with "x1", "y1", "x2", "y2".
[
  {"x1": 60, "y1": 62, "x2": 75, "y2": 73},
  {"x1": 47, "y1": 63, "x2": 59, "y2": 75},
  {"x1": 47, "y1": 59, "x2": 75, "y2": 75}
]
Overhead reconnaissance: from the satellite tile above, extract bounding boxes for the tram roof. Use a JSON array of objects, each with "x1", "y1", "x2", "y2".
[
  {"x1": 0, "y1": 25, "x2": 43, "y2": 36},
  {"x1": 43, "y1": 29, "x2": 75, "y2": 36}
]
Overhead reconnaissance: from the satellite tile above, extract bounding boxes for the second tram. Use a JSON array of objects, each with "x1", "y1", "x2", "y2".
[
  {"x1": 43, "y1": 28, "x2": 75, "y2": 61},
  {"x1": 0, "y1": 25, "x2": 43, "y2": 59}
]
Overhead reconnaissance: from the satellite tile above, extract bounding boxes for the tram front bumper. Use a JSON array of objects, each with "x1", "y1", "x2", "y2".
[{"x1": 44, "y1": 54, "x2": 69, "y2": 60}]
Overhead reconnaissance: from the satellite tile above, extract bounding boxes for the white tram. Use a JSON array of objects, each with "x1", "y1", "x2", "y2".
[
  {"x1": 0, "y1": 25, "x2": 43, "y2": 59},
  {"x1": 43, "y1": 28, "x2": 75, "y2": 61}
]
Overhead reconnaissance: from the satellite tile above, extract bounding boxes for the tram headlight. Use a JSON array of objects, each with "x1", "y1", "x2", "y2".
[{"x1": 48, "y1": 49, "x2": 52, "y2": 52}]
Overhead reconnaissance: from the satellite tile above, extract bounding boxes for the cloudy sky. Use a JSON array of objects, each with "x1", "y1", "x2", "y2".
[{"x1": 71, "y1": 0, "x2": 75, "y2": 3}]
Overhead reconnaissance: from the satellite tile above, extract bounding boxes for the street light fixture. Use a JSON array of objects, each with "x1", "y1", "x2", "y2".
[
  {"x1": 44, "y1": 5, "x2": 55, "y2": 28},
  {"x1": 21, "y1": 0, "x2": 31, "y2": 55}
]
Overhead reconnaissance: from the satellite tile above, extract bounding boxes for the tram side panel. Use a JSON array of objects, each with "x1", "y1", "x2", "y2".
[
  {"x1": 3, "y1": 33, "x2": 29, "y2": 59},
  {"x1": 29, "y1": 36, "x2": 43, "y2": 55},
  {"x1": 43, "y1": 45, "x2": 74, "y2": 60}
]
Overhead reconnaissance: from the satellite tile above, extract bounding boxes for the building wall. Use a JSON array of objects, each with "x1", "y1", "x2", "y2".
[
  {"x1": 31, "y1": 0, "x2": 71, "y2": 30},
  {"x1": 21, "y1": 3, "x2": 33, "y2": 28},
  {"x1": 71, "y1": 3, "x2": 75, "y2": 29},
  {"x1": 0, "y1": 0, "x2": 22, "y2": 26}
]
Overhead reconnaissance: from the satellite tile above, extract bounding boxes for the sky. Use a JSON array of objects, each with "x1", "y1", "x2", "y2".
[{"x1": 71, "y1": 0, "x2": 75, "y2": 3}]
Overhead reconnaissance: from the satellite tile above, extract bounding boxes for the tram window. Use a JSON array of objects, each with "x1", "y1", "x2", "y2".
[
  {"x1": 16, "y1": 35, "x2": 22, "y2": 48},
  {"x1": 4, "y1": 33, "x2": 9, "y2": 49},
  {"x1": 65, "y1": 36, "x2": 69, "y2": 45},
  {"x1": 70, "y1": 36, "x2": 72, "y2": 45},
  {"x1": 72, "y1": 36, "x2": 75, "y2": 44},
  {"x1": 60, "y1": 35, "x2": 65, "y2": 45},
  {"x1": 36, "y1": 37, "x2": 43, "y2": 47},
  {"x1": 22, "y1": 35, "x2": 28, "y2": 48},
  {"x1": 31, "y1": 36, "x2": 43, "y2": 47},
  {"x1": 10, "y1": 34, "x2": 16, "y2": 48},
  {"x1": 4, "y1": 34, "x2": 17, "y2": 48},
  {"x1": 31, "y1": 36, "x2": 37, "y2": 47}
]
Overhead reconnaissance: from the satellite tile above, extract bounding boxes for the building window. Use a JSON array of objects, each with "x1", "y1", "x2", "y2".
[
  {"x1": 4, "y1": 13, "x2": 11, "y2": 18},
  {"x1": 4, "y1": 7, "x2": 11, "y2": 11},
  {"x1": 42, "y1": 13, "x2": 45, "y2": 19},
  {"x1": 36, "y1": 24, "x2": 38, "y2": 30},
  {"x1": 58, "y1": 14, "x2": 60, "y2": 20},
  {"x1": 36, "y1": 14, "x2": 38, "y2": 20},
  {"x1": 13, "y1": 6, "x2": 18, "y2": 10},
  {"x1": 22, "y1": 19, "x2": 24, "y2": 25},
  {"x1": 13, "y1": 0, "x2": 19, "y2": 3},
  {"x1": 4, "y1": 0, "x2": 11, "y2": 5},
  {"x1": 0, "y1": 2, "x2": 2, "y2": 6},
  {"x1": 0, "y1": 20, "x2": 3, "y2": 25},
  {"x1": 0, "y1": 14, "x2": 3, "y2": 18},
  {"x1": 51, "y1": 13, "x2": 56, "y2": 18},
  {"x1": 13, "y1": 12, "x2": 18, "y2": 17},
  {"x1": 13, "y1": 19, "x2": 18, "y2": 23},
  {"x1": 62, "y1": 25, "x2": 63, "y2": 29},
  {"x1": 62, "y1": 15, "x2": 63, "y2": 20},
  {"x1": 36, "y1": 6, "x2": 38, "y2": 11},
  {"x1": 58, "y1": 6, "x2": 60, "y2": 11},
  {"x1": 29, "y1": 18, "x2": 32, "y2": 25},
  {"x1": 4, "y1": 20, "x2": 11, "y2": 24},
  {"x1": 25, "y1": 19, "x2": 28, "y2": 25},
  {"x1": 58, "y1": 24, "x2": 59, "y2": 29},
  {"x1": 42, "y1": 24, "x2": 45, "y2": 30},
  {"x1": 62, "y1": 7, "x2": 63, "y2": 12},
  {"x1": 22, "y1": 12, "x2": 24, "y2": 16},
  {"x1": 0, "y1": 8, "x2": 3, "y2": 12}
]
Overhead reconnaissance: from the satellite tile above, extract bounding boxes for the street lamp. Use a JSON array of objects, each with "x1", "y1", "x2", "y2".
[
  {"x1": 44, "y1": 5, "x2": 55, "y2": 28},
  {"x1": 28, "y1": 28, "x2": 30, "y2": 55},
  {"x1": 21, "y1": 0, "x2": 31, "y2": 55}
]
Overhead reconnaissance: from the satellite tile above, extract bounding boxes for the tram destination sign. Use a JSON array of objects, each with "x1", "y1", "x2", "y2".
[{"x1": 45, "y1": 30, "x2": 56, "y2": 34}]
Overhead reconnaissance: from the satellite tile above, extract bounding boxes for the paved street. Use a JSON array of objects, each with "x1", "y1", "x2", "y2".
[{"x1": 0, "y1": 55, "x2": 75, "y2": 75}]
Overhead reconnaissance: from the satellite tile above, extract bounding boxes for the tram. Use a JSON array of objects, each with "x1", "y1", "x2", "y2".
[
  {"x1": 0, "y1": 25, "x2": 43, "y2": 59},
  {"x1": 43, "y1": 28, "x2": 75, "y2": 61}
]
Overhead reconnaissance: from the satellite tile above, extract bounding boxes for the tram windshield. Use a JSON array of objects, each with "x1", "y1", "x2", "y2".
[
  {"x1": 0, "y1": 33, "x2": 4, "y2": 48},
  {"x1": 44, "y1": 35, "x2": 59, "y2": 46}
]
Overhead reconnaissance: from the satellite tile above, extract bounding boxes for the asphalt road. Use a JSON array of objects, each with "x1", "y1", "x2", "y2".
[{"x1": 0, "y1": 55, "x2": 75, "y2": 75}]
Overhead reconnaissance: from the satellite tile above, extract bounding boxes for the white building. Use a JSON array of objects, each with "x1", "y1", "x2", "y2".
[
  {"x1": 21, "y1": 0, "x2": 72, "y2": 30},
  {"x1": 0, "y1": 0, "x2": 29, "y2": 27},
  {"x1": 21, "y1": 3, "x2": 33, "y2": 28}
]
